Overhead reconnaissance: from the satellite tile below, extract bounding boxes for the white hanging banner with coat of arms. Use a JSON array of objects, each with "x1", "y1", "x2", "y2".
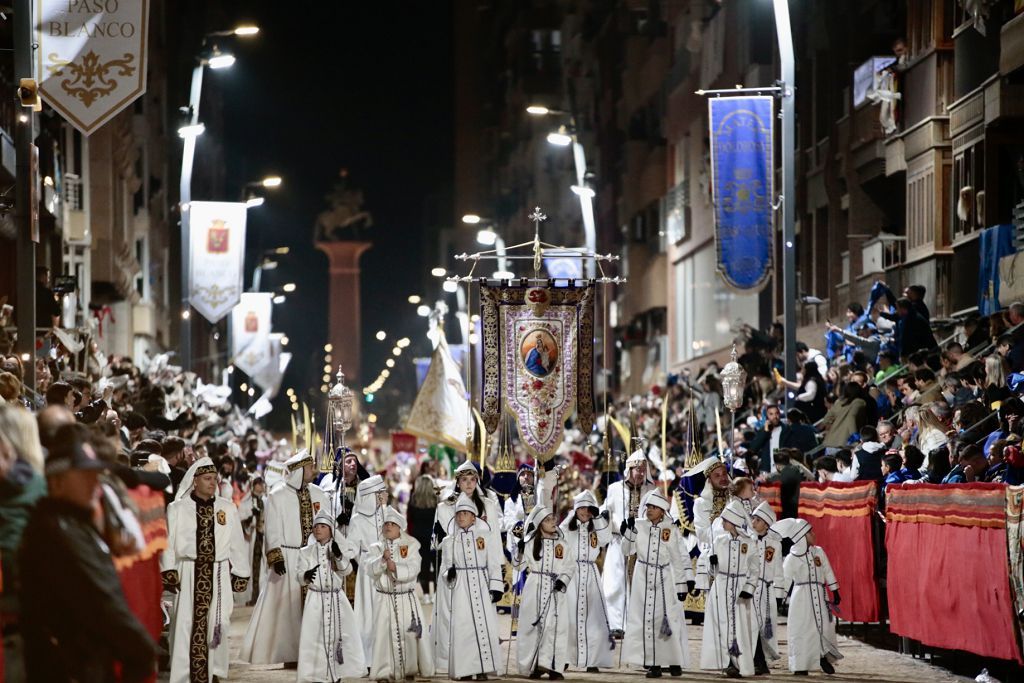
[
  {"x1": 189, "y1": 201, "x2": 247, "y2": 324},
  {"x1": 480, "y1": 284, "x2": 595, "y2": 461},
  {"x1": 35, "y1": 0, "x2": 149, "y2": 135},
  {"x1": 230, "y1": 293, "x2": 272, "y2": 376}
]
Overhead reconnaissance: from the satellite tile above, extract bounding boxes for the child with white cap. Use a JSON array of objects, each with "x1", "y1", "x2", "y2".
[
  {"x1": 776, "y1": 518, "x2": 842, "y2": 676},
  {"x1": 749, "y1": 501, "x2": 783, "y2": 673},
  {"x1": 366, "y1": 506, "x2": 434, "y2": 680},
  {"x1": 697, "y1": 499, "x2": 759, "y2": 678},
  {"x1": 295, "y1": 510, "x2": 364, "y2": 683},
  {"x1": 559, "y1": 490, "x2": 615, "y2": 672},
  {"x1": 621, "y1": 488, "x2": 694, "y2": 678},
  {"x1": 511, "y1": 505, "x2": 575, "y2": 679}
]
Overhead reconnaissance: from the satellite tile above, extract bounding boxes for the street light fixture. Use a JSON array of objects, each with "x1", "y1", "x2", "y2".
[
  {"x1": 273, "y1": 246, "x2": 289, "y2": 255},
  {"x1": 233, "y1": 25, "x2": 260, "y2": 36},
  {"x1": 282, "y1": 282, "x2": 296, "y2": 293},
  {"x1": 206, "y1": 48, "x2": 236, "y2": 70},
  {"x1": 177, "y1": 121, "x2": 205, "y2": 139},
  {"x1": 442, "y1": 280, "x2": 458, "y2": 293},
  {"x1": 416, "y1": 305, "x2": 431, "y2": 317},
  {"x1": 431, "y1": 267, "x2": 446, "y2": 277},
  {"x1": 461, "y1": 214, "x2": 483, "y2": 225},
  {"x1": 476, "y1": 229, "x2": 497, "y2": 246},
  {"x1": 407, "y1": 294, "x2": 422, "y2": 305},
  {"x1": 546, "y1": 126, "x2": 573, "y2": 146},
  {"x1": 260, "y1": 175, "x2": 282, "y2": 188},
  {"x1": 273, "y1": 294, "x2": 286, "y2": 304},
  {"x1": 244, "y1": 195, "x2": 264, "y2": 208}
]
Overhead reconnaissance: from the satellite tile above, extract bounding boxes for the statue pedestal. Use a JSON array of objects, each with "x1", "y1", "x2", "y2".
[{"x1": 316, "y1": 240, "x2": 372, "y2": 385}]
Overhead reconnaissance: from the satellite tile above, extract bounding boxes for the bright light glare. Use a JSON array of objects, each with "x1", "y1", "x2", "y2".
[
  {"x1": 273, "y1": 295, "x2": 286, "y2": 304},
  {"x1": 381, "y1": 369, "x2": 390, "y2": 378},
  {"x1": 245, "y1": 196, "x2": 265, "y2": 208},
  {"x1": 324, "y1": 343, "x2": 333, "y2": 352},
  {"x1": 431, "y1": 267, "x2": 446, "y2": 277},
  {"x1": 571, "y1": 185, "x2": 596, "y2": 198},
  {"x1": 282, "y1": 283, "x2": 296, "y2": 293},
  {"x1": 397, "y1": 338, "x2": 411, "y2": 348},
  {"x1": 274, "y1": 246, "x2": 290, "y2": 255},
  {"x1": 493, "y1": 270, "x2": 515, "y2": 280},
  {"x1": 376, "y1": 330, "x2": 387, "y2": 341},
  {"x1": 234, "y1": 25, "x2": 260, "y2": 36},
  {"x1": 442, "y1": 280, "x2": 458, "y2": 293},
  {"x1": 261, "y1": 176, "x2": 282, "y2": 188},
  {"x1": 461, "y1": 214, "x2": 482, "y2": 225},
  {"x1": 281, "y1": 335, "x2": 289, "y2": 346},
  {"x1": 416, "y1": 305, "x2": 431, "y2": 317},
  {"x1": 546, "y1": 128, "x2": 572, "y2": 146},
  {"x1": 476, "y1": 229, "x2": 497, "y2": 246},
  {"x1": 385, "y1": 359, "x2": 395, "y2": 368},
  {"x1": 247, "y1": 387, "x2": 255, "y2": 396},
  {"x1": 407, "y1": 295, "x2": 422, "y2": 305},
  {"x1": 526, "y1": 105, "x2": 550, "y2": 115},
  {"x1": 177, "y1": 123, "x2": 205, "y2": 139},
  {"x1": 207, "y1": 53, "x2": 236, "y2": 70}
]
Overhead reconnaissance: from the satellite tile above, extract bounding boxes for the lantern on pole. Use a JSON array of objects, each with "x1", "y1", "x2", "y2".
[
  {"x1": 321, "y1": 365, "x2": 354, "y2": 472},
  {"x1": 720, "y1": 345, "x2": 746, "y2": 461}
]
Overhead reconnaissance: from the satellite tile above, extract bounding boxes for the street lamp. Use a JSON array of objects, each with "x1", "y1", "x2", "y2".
[
  {"x1": 546, "y1": 126, "x2": 573, "y2": 147},
  {"x1": 179, "y1": 23, "x2": 259, "y2": 372},
  {"x1": 242, "y1": 175, "x2": 282, "y2": 209},
  {"x1": 431, "y1": 267, "x2": 446, "y2": 277},
  {"x1": 474, "y1": 227, "x2": 509, "y2": 276},
  {"x1": 461, "y1": 214, "x2": 483, "y2": 225},
  {"x1": 407, "y1": 294, "x2": 422, "y2": 305}
]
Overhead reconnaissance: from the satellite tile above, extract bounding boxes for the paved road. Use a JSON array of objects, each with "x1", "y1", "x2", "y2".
[{"x1": 159, "y1": 600, "x2": 973, "y2": 682}]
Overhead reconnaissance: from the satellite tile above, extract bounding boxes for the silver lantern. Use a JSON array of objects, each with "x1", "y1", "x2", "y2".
[{"x1": 720, "y1": 345, "x2": 746, "y2": 411}]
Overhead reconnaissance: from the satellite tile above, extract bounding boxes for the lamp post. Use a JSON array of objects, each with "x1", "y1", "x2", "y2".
[
  {"x1": 528, "y1": 107, "x2": 598, "y2": 279},
  {"x1": 178, "y1": 25, "x2": 259, "y2": 372},
  {"x1": 720, "y1": 345, "x2": 747, "y2": 463},
  {"x1": 772, "y1": 0, "x2": 797, "y2": 408},
  {"x1": 462, "y1": 215, "x2": 512, "y2": 278}
]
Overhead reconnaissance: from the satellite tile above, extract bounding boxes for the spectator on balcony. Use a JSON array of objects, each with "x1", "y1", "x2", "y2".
[
  {"x1": 819, "y1": 382, "x2": 867, "y2": 453},
  {"x1": 941, "y1": 443, "x2": 988, "y2": 483},
  {"x1": 44, "y1": 381, "x2": 76, "y2": 409},
  {"x1": 785, "y1": 408, "x2": 819, "y2": 456},
  {"x1": 851, "y1": 425, "x2": 885, "y2": 482},
  {"x1": 890, "y1": 297, "x2": 937, "y2": 360},
  {"x1": 34, "y1": 267, "x2": 61, "y2": 330},
  {"x1": 983, "y1": 354, "x2": 1012, "y2": 408},
  {"x1": 985, "y1": 438, "x2": 1009, "y2": 483},
  {"x1": 903, "y1": 285, "x2": 930, "y2": 322},
  {"x1": 916, "y1": 403, "x2": 951, "y2": 464},
  {"x1": 796, "y1": 342, "x2": 828, "y2": 378},
  {"x1": 881, "y1": 453, "x2": 907, "y2": 489},
  {"x1": 983, "y1": 397, "x2": 1024, "y2": 456},
  {"x1": 996, "y1": 330, "x2": 1024, "y2": 375},
  {"x1": 774, "y1": 361, "x2": 826, "y2": 424},
  {"x1": 743, "y1": 404, "x2": 804, "y2": 473}
]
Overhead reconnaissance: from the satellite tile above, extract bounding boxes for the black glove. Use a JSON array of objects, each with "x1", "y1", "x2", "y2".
[
  {"x1": 516, "y1": 540, "x2": 526, "y2": 554},
  {"x1": 739, "y1": 590, "x2": 753, "y2": 600},
  {"x1": 681, "y1": 526, "x2": 691, "y2": 537},
  {"x1": 490, "y1": 590, "x2": 503, "y2": 603},
  {"x1": 433, "y1": 521, "x2": 447, "y2": 544},
  {"x1": 600, "y1": 509, "x2": 610, "y2": 521},
  {"x1": 690, "y1": 588, "x2": 702, "y2": 598},
  {"x1": 626, "y1": 516, "x2": 636, "y2": 531},
  {"x1": 619, "y1": 520, "x2": 629, "y2": 535},
  {"x1": 446, "y1": 566, "x2": 457, "y2": 583},
  {"x1": 709, "y1": 554, "x2": 718, "y2": 569},
  {"x1": 781, "y1": 538, "x2": 794, "y2": 555},
  {"x1": 686, "y1": 580, "x2": 696, "y2": 594},
  {"x1": 677, "y1": 592, "x2": 686, "y2": 602},
  {"x1": 331, "y1": 541, "x2": 342, "y2": 558},
  {"x1": 832, "y1": 590, "x2": 841, "y2": 607},
  {"x1": 335, "y1": 511, "x2": 351, "y2": 527},
  {"x1": 273, "y1": 560, "x2": 287, "y2": 576},
  {"x1": 303, "y1": 567, "x2": 317, "y2": 583},
  {"x1": 554, "y1": 579, "x2": 567, "y2": 593}
]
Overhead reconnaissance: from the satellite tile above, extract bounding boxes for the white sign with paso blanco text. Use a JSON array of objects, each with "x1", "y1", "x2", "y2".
[
  {"x1": 35, "y1": 0, "x2": 149, "y2": 135},
  {"x1": 189, "y1": 201, "x2": 247, "y2": 324}
]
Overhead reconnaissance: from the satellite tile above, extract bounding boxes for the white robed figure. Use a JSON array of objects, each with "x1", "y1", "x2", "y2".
[
  {"x1": 750, "y1": 502, "x2": 783, "y2": 668},
  {"x1": 778, "y1": 519, "x2": 843, "y2": 675},
  {"x1": 559, "y1": 490, "x2": 615, "y2": 671},
  {"x1": 621, "y1": 489, "x2": 693, "y2": 676},
  {"x1": 161, "y1": 457, "x2": 251, "y2": 683},
  {"x1": 295, "y1": 510, "x2": 365, "y2": 683},
  {"x1": 240, "y1": 450, "x2": 329, "y2": 665},
  {"x1": 697, "y1": 500, "x2": 759, "y2": 677},
  {"x1": 511, "y1": 505, "x2": 575, "y2": 677},
  {"x1": 600, "y1": 449, "x2": 655, "y2": 634},
  {"x1": 347, "y1": 474, "x2": 388, "y2": 665},
  {"x1": 438, "y1": 493, "x2": 504, "y2": 681},
  {"x1": 366, "y1": 506, "x2": 434, "y2": 680},
  {"x1": 430, "y1": 461, "x2": 503, "y2": 674},
  {"x1": 236, "y1": 476, "x2": 267, "y2": 606}
]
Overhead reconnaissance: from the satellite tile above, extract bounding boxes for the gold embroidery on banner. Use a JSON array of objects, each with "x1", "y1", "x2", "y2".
[
  {"x1": 190, "y1": 501, "x2": 215, "y2": 683},
  {"x1": 45, "y1": 50, "x2": 137, "y2": 107}
]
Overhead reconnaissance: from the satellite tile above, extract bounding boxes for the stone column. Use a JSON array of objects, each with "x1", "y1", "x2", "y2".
[{"x1": 315, "y1": 240, "x2": 371, "y2": 384}]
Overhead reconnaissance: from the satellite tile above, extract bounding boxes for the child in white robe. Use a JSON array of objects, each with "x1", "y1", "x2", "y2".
[
  {"x1": 348, "y1": 474, "x2": 388, "y2": 666},
  {"x1": 511, "y1": 505, "x2": 575, "y2": 679},
  {"x1": 437, "y1": 493, "x2": 504, "y2": 681},
  {"x1": 296, "y1": 511, "x2": 365, "y2": 683},
  {"x1": 559, "y1": 490, "x2": 615, "y2": 672},
  {"x1": 750, "y1": 501, "x2": 783, "y2": 674},
  {"x1": 621, "y1": 488, "x2": 693, "y2": 678},
  {"x1": 697, "y1": 500, "x2": 759, "y2": 678},
  {"x1": 777, "y1": 518, "x2": 842, "y2": 675},
  {"x1": 366, "y1": 506, "x2": 434, "y2": 681}
]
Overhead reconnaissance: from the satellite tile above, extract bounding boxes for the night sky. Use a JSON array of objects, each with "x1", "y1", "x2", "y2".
[{"x1": 212, "y1": 1, "x2": 454, "y2": 420}]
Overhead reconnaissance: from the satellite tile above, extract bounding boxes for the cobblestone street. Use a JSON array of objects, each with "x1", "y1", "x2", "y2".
[{"x1": 163, "y1": 603, "x2": 974, "y2": 682}]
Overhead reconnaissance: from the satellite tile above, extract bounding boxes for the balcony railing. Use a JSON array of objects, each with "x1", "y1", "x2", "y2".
[{"x1": 861, "y1": 234, "x2": 907, "y2": 276}]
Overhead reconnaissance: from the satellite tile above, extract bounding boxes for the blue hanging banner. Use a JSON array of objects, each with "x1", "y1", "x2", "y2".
[{"x1": 709, "y1": 96, "x2": 775, "y2": 291}]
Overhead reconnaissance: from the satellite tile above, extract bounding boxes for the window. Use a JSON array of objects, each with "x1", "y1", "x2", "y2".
[{"x1": 953, "y1": 142, "x2": 984, "y2": 239}]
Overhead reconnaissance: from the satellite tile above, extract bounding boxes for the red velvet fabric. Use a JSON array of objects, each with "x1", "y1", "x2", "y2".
[
  {"x1": 886, "y1": 518, "x2": 1023, "y2": 663},
  {"x1": 804, "y1": 504, "x2": 880, "y2": 622}
]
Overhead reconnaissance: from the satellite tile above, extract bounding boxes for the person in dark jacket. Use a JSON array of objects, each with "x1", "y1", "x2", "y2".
[
  {"x1": 744, "y1": 405, "x2": 808, "y2": 472},
  {"x1": 406, "y1": 473, "x2": 439, "y2": 600},
  {"x1": 892, "y1": 297, "x2": 937, "y2": 360},
  {"x1": 19, "y1": 424, "x2": 156, "y2": 682},
  {"x1": 786, "y1": 409, "x2": 820, "y2": 458}
]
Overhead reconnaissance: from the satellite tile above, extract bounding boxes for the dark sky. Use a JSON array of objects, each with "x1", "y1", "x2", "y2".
[{"x1": 211, "y1": 1, "x2": 454, "y2": 417}]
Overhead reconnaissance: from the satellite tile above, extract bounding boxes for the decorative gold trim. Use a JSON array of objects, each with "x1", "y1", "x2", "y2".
[
  {"x1": 161, "y1": 569, "x2": 180, "y2": 590},
  {"x1": 266, "y1": 547, "x2": 284, "y2": 565},
  {"x1": 190, "y1": 501, "x2": 215, "y2": 683},
  {"x1": 231, "y1": 574, "x2": 249, "y2": 593}
]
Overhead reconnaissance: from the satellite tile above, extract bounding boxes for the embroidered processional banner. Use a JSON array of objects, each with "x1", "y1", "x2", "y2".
[
  {"x1": 709, "y1": 96, "x2": 774, "y2": 291},
  {"x1": 480, "y1": 284, "x2": 595, "y2": 460}
]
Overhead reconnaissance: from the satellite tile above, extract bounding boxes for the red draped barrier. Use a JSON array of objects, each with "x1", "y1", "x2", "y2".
[
  {"x1": 886, "y1": 483, "x2": 1023, "y2": 663},
  {"x1": 759, "y1": 481, "x2": 881, "y2": 623}
]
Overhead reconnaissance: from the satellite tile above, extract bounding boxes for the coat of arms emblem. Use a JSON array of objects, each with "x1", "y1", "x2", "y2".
[
  {"x1": 216, "y1": 510, "x2": 226, "y2": 526},
  {"x1": 206, "y1": 219, "x2": 229, "y2": 253},
  {"x1": 244, "y1": 311, "x2": 258, "y2": 332}
]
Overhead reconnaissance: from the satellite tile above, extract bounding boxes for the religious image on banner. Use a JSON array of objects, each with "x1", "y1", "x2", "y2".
[
  {"x1": 480, "y1": 284, "x2": 595, "y2": 461},
  {"x1": 188, "y1": 201, "x2": 247, "y2": 323},
  {"x1": 709, "y1": 96, "x2": 774, "y2": 292},
  {"x1": 230, "y1": 293, "x2": 273, "y2": 377}
]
